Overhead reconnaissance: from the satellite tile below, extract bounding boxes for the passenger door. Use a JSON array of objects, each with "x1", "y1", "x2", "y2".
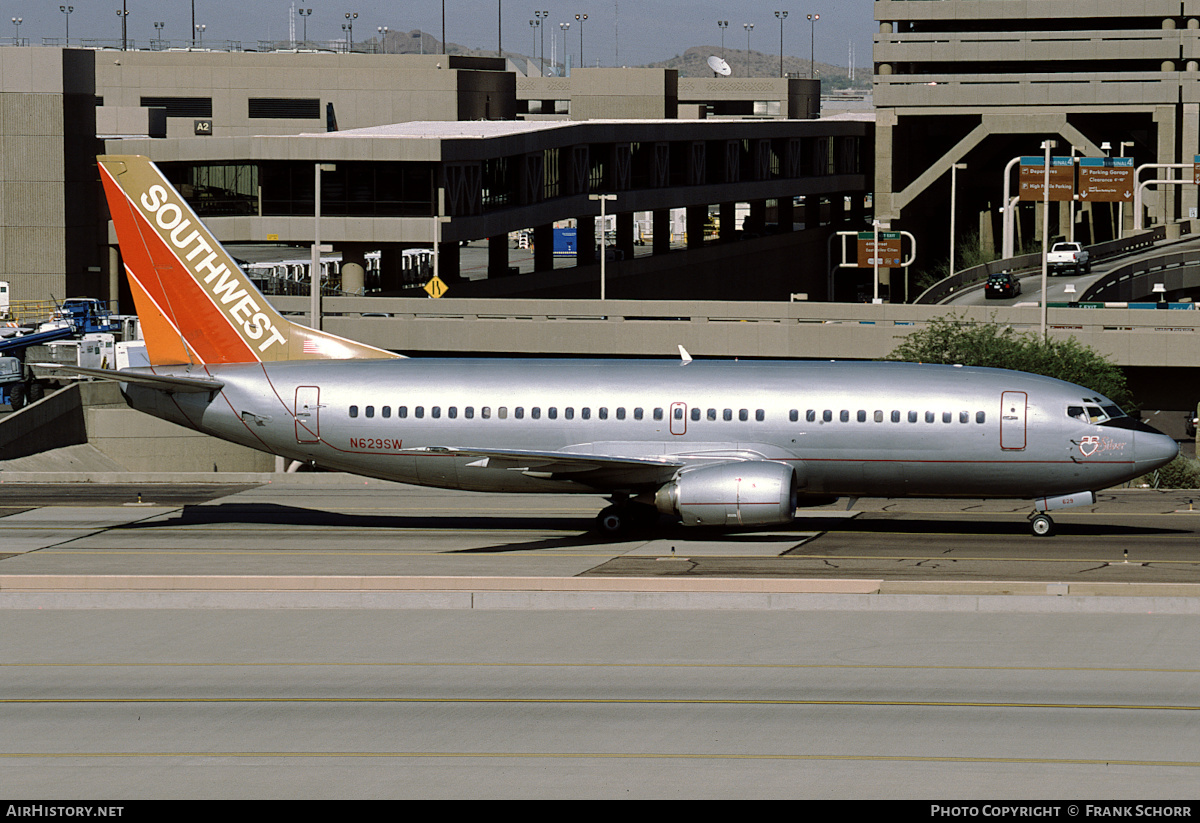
[
  {"x1": 295, "y1": 386, "x2": 321, "y2": 444},
  {"x1": 1000, "y1": 391, "x2": 1027, "y2": 450}
]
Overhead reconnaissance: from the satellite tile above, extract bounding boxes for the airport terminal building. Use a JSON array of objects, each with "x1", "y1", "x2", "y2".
[{"x1": 0, "y1": 46, "x2": 870, "y2": 308}]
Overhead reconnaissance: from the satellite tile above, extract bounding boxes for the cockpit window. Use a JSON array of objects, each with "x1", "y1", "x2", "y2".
[{"x1": 1067, "y1": 406, "x2": 1087, "y2": 423}]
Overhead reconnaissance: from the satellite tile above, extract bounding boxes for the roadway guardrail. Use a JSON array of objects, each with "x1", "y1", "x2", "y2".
[{"x1": 913, "y1": 226, "x2": 1170, "y2": 305}]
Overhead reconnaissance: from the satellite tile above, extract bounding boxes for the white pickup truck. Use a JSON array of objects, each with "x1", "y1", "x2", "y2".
[{"x1": 1047, "y1": 241, "x2": 1091, "y2": 275}]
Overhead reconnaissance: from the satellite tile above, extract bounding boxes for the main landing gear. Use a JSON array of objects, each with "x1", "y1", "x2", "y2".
[
  {"x1": 1028, "y1": 512, "x2": 1055, "y2": 537},
  {"x1": 596, "y1": 497, "x2": 659, "y2": 537}
]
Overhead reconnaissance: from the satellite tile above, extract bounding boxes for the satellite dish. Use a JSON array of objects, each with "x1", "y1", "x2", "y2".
[{"x1": 707, "y1": 55, "x2": 732, "y2": 77}]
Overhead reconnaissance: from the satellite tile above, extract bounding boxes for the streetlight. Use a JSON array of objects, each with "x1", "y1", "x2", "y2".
[
  {"x1": 949, "y1": 162, "x2": 967, "y2": 280},
  {"x1": 575, "y1": 13, "x2": 587, "y2": 67},
  {"x1": 717, "y1": 20, "x2": 728, "y2": 56},
  {"x1": 378, "y1": 26, "x2": 388, "y2": 54},
  {"x1": 153, "y1": 21, "x2": 165, "y2": 49},
  {"x1": 59, "y1": 6, "x2": 73, "y2": 45},
  {"x1": 1119, "y1": 140, "x2": 1135, "y2": 239},
  {"x1": 116, "y1": 7, "x2": 128, "y2": 51},
  {"x1": 343, "y1": 12, "x2": 357, "y2": 53},
  {"x1": 298, "y1": 9, "x2": 311, "y2": 45},
  {"x1": 589, "y1": 194, "x2": 617, "y2": 300},
  {"x1": 312, "y1": 163, "x2": 337, "y2": 331},
  {"x1": 535, "y1": 10, "x2": 549, "y2": 76},
  {"x1": 194, "y1": 24, "x2": 206, "y2": 47},
  {"x1": 559, "y1": 22, "x2": 570, "y2": 75},
  {"x1": 529, "y1": 19, "x2": 542, "y2": 75},
  {"x1": 806, "y1": 13, "x2": 819, "y2": 79},
  {"x1": 743, "y1": 22, "x2": 754, "y2": 76},
  {"x1": 774, "y1": 11, "x2": 788, "y2": 78},
  {"x1": 10, "y1": 17, "x2": 20, "y2": 45},
  {"x1": 1040, "y1": 138, "x2": 1056, "y2": 339}
]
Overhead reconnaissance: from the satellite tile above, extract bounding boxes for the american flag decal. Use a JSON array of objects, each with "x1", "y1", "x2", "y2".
[{"x1": 302, "y1": 339, "x2": 321, "y2": 354}]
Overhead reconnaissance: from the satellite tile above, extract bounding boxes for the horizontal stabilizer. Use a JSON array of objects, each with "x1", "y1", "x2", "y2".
[{"x1": 35, "y1": 364, "x2": 224, "y2": 393}]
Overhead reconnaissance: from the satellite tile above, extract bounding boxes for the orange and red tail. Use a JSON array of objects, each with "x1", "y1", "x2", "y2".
[{"x1": 98, "y1": 155, "x2": 396, "y2": 366}]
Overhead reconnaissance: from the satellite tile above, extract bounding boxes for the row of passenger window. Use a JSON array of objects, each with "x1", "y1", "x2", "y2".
[
  {"x1": 349, "y1": 405, "x2": 680, "y2": 420},
  {"x1": 797, "y1": 409, "x2": 987, "y2": 424},
  {"x1": 346, "y1": 404, "x2": 985, "y2": 424}
]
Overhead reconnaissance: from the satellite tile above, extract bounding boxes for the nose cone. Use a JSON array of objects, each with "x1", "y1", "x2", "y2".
[{"x1": 1135, "y1": 428, "x2": 1179, "y2": 473}]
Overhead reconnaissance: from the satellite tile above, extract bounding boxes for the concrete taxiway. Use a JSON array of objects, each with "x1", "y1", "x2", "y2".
[{"x1": 3, "y1": 476, "x2": 1200, "y2": 798}]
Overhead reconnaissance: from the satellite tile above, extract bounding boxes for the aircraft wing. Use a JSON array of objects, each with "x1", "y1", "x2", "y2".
[
  {"x1": 35, "y1": 364, "x2": 225, "y2": 393},
  {"x1": 416, "y1": 446, "x2": 686, "y2": 486}
]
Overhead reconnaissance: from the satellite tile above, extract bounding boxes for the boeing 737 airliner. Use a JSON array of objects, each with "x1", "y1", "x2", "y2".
[{"x1": 84, "y1": 155, "x2": 1177, "y2": 537}]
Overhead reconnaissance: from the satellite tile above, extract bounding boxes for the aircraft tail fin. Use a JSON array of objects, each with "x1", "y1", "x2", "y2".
[{"x1": 97, "y1": 155, "x2": 397, "y2": 366}]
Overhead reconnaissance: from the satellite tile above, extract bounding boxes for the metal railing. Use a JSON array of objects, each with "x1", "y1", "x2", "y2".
[{"x1": 914, "y1": 226, "x2": 1170, "y2": 305}]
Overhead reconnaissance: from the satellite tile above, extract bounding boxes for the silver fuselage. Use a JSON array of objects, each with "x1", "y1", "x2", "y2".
[{"x1": 122, "y1": 358, "x2": 1177, "y2": 502}]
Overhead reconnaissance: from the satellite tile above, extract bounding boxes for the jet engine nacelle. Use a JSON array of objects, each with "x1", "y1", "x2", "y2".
[{"x1": 655, "y1": 461, "x2": 797, "y2": 527}]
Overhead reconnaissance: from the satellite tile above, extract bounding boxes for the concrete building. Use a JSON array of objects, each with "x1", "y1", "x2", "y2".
[
  {"x1": 113, "y1": 115, "x2": 870, "y2": 304},
  {"x1": 873, "y1": 0, "x2": 1200, "y2": 265},
  {"x1": 0, "y1": 46, "x2": 853, "y2": 309}
]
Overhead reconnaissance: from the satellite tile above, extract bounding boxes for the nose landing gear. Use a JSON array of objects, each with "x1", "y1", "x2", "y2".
[{"x1": 1028, "y1": 512, "x2": 1055, "y2": 537}]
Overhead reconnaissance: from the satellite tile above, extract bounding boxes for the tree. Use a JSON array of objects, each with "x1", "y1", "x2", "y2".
[{"x1": 887, "y1": 314, "x2": 1133, "y2": 409}]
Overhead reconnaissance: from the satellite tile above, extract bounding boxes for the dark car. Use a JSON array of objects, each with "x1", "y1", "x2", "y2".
[{"x1": 985, "y1": 273, "x2": 1022, "y2": 299}]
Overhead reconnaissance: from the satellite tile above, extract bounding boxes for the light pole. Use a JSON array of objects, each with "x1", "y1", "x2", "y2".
[
  {"x1": 806, "y1": 13, "x2": 819, "y2": 78},
  {"x1": 559, "y1": 22, "x2": 570, "y2": 74},
  {"x1": 191, "y1": 0, "x2": 196, "y2": 48},
  {"x1": 153, "y1": 21, "x2": 164, "y2": 49},
  {"x1": 10, "y1": 17, "x2": 20, "y2": 45},
  {"x1": 312, "y1": 163, "x2": 336, "y2": 331},
  {"x1": 116, "y1": 6, "x2": 128, "y2": 51},
  {"x1": 378, "y1": 26, "x2": 388, "y2": 53},
  {"x1": 1119, "y1": 140, "x2": 1134, "y2": 238},
  {"x1": 59, "y1": 6, "x2": 73, "y2": 45},
  {"x1": 343, "y1": 12, "x2": 357, "y2": 53},
  {"x1": 717, "y1": 20, "x2": 728, "y2": 56},
  {"x1": 774, "y1": 11, "x2": 788, "y2": 78},
  {"x1": 743, "y1": 22, "x2": 754, "y2": 76},
  {"x1": 195, "y1": 24, "x2": 205, "y2": 47},
  {"x1": 298, "y1": 9, "x2": 311, "y2": 45},
  {"x1": 575, "y1": 13, "x2": 586, "y2": 67},
  {"x1": 535, "y1": 10, "x2": 549, "y2": 76},
  {"x1": 1040, "y1": 139, "x2": 1056, "y2": 339},
  {"x1": 529, "y1": 19, "x2": 541, "y2": 75},
  {"x1": 590, "y1": 194, "x2": 617, "y2": 300},
  {"x1": 949, "y1": 162, "x2": 966, "y2": 280}
]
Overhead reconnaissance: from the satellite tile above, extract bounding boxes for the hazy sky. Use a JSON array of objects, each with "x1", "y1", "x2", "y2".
[{"x1": 27, "y1": 1, "x2": 875, "y2": 68}]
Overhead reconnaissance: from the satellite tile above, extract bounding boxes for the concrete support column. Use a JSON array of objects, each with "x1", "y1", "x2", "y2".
[
  {"x1": 533, "y1": 224, "x2": 554, "y2": 272},
  {"x1": 825, "y1": 194, "x2": 844, "y2": 227},
  {"x1": 686, "y1": 205, "x2": 706, "y2": 249},
  {"x1": 1154, "y1": 105, "x2": 1178, "y2": 227},
  {"x1": 338, "y1": 244, "x2": 367, "y2": 296},
  {"x1": 437, "y1": 240, "x2": 461, "y2": 281},
  {"x1": 615, "y1": 212, "x2": 635, "y2": 261},
  {"x1": 777, "y1": 196, "x2": 795, "y2": 231},
  {"x1": 488, "y1": 235, "x2": 511, "y2": 277},
  {"x1": 108, "y1": 245, "x2": 121, "y2": 304},
  {"x1": 719, "y1": 202, "x2": 737, "y2": 240},
  {"x1": 745, "y1": 199, "x2": 767, "y2": 234},
  {"x1": 575, "y1": 217, "x2": 593, "y2": 267},
  {"x1": 652, "y1": 209, "x2": 671, "y2": 255},
  {"x1": 378, "y1": 245, "x2": 402, "y2": 292},
  {"x1": 1183, "y1": 103, "x2": 1199, "y2": 221}
]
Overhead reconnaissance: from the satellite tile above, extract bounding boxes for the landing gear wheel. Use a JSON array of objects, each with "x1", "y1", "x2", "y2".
[
  {"x1": 596, "y1": 505, "x2": 626, "y2": 537},
  {"x1": 1030, "y1": 513, "x2": 1055, "y2": 537}
]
